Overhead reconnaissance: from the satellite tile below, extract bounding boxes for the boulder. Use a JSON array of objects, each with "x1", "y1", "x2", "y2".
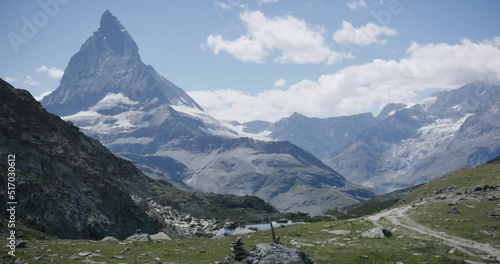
[
  {"x1": 246, "y1": 243, "x2": 317, "y2": 264},
  {"x1": 222, "y1": 238, "x2": 316, "y2": 264},
  {"x1": 361, "y1": 227, "x2": 392, "y2": 239},
  {"x1": 100, "y1": 236, "x2": 118, "y2": 242},
  {"x1": 15, "y1": 241, "x2": 28, "y2": 248},
  {"x1": 488, "y1": 208, "x2": 500, "y2": 218},
  {"x1": 224, "y1": 221, "x2": 237, "y2": 229},
  {"x1": 447, "y1": 207, "x2": 461, "y2": 215},
  {"x1": 125, "y1": 233, "x2": 151, "y2": 242},
  {"x1": 149, "y1": 232, "x2": 171, "y2": 241}
]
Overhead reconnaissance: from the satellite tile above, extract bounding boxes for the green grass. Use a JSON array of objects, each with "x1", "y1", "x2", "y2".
[
  {"x1": 397, "y1": 162, "x2": 500, "y2": 246},
  {"x1": 411, "y1": 199, "x2": 499, "y2": 245},
  {"x1": 4, "y1": 218, "x2": 475, "y2": 264},
  {"x1": 400, "y1": 162, "x2": 500, "y2": 206}
]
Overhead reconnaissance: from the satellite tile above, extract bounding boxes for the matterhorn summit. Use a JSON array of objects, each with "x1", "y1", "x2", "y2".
[{"x1": 42, "y1": 10, "x2": 202, "y2": 116}]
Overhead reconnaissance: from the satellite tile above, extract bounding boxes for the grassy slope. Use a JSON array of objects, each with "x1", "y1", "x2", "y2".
[
  {"x1": 401, "y1": 159, "x2": 500, "y2": 246},
  {"x1": 4, "y1": 218, "x2": 473, "y2": 264}
]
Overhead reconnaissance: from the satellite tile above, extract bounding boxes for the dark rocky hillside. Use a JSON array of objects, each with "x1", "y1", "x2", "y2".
[{"x1": 0, "y1": 78, "x2": 278, "y2": 240}]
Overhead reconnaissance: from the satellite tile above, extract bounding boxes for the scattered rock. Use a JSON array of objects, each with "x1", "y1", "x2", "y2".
[
  {"x1": 448, "y1": 247, "x2": 457, "y2": 254},
  {"x1": 113, "y1": 255, "x2": 124, "y2": 259},
  {"x1": 192, "y1": 226, "x2": 212, "y2": 237},
  {"x1": 125, "y1": 233, "x2": 151, "y2": 242},
  {"x1": 132, "y1": 197, "x2": 219, "y2": 239},
  {"x1": 361, "y1": 227, "x2": 392, "y2": 239},
  {"x1": 328, "y1": 230, "x2": 351, "y2": 235},
  {"x1": 488, "y1": 195, "x2": 499, "y2": 201},
  {"x1": 119, "y1": 247, "x2": 131, "y2": 254},
  {"x1": 150, "y1": 232, "x2": 171, "y2": 241},
  {"x1": 248, "y1": 227, "x2": 259, "y2": 232},
  {"x1": 447, "y1": 207, "x2": 461, "y2": 215},
  {"x1": 15, "y1": 241, "x2": 28, "y2": 248},
  {"x1": 488, "y1": 208, "x2": 500, "y2": 218},
  {"x1": 276, "y1": 218, "x2": 289, "y2": 224},
  {"x1": 224, "y1": 221, "x2": 237, "y2": 229},
  {"x1": 435, "y1": 194, "x2": 448, "y2": 200},
  {"x1": 290, "y1": 239, "x2": 315, "y2": 247},
  {"x1": 78, "y1": 252, "x2": 102, "y2": 258},
  {"x1": 100, "y1": 236, "x2": 118, "y2": 242}
]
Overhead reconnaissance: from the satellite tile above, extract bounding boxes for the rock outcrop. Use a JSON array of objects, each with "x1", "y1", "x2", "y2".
[
  {"x1": 361, "y1": 227, "x2": 392, "y2": 239},
  {"x1": 222, "y1": 238, "x2": 317, "y2": 264},
  {"x1": 0, "y1": 78, "x2": 161, "y2": 239}
]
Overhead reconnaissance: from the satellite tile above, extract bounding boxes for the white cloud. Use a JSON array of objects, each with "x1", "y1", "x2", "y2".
[
  {"x1": 190, "y1": 38, "x2": 500, "y2": 122},
  {"x1": 260, "y1": 0, "x2": 280, "y2": 3},
  {"x1": 346, "y1": 0, "x2": 367, "y2": 10},
  {"x1": 205, "y1": 11, "x2": 348, "y2": 64},
  {"x1": 23, "y1": 76, "x2": 41, "y2": 87},
  {"x1": 333, "y1": 21, "x2": 397, "y2": 46},
  {"x1": 35, "y1": 65, "x2": 64, "y2": 79},
  {"x1": 34, "y1": 91, "x2": 52, "y2": 101},
  {"x1": 273, "y1": 78, "x2": 287, "y2": 87},
  {"x1": 4, "y1": 76, "x2": 18, "y2": 83},
  {"x1": 216, "y1": 1, "x2": 233, "y2": 11}
]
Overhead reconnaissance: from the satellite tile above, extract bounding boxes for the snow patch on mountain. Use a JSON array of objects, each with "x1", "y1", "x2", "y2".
[
  {"x1": 171, "y1": 104, "x2": 239, "y2": 138},
  {"x1": 91, "y1": 93, "x2": 138, "y2": 111},
  {"x1": 230, "y1": 125, "x2": 273, "y2": 141},
  {"x1": 63, "y1": 109, "x2": 139, "y2": 133}
]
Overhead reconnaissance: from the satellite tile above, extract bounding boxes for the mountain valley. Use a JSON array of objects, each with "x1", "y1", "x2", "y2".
[{"x1": 40, "y1": 11, "x2": 376, "y2": 214}]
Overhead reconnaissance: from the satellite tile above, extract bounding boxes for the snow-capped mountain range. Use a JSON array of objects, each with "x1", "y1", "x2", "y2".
[
  {"x1": 326, "y1": 82, "x2": 500, "y2": 192},
  {"x1": 41, "y1": 10, "x2": 375, "y2": 214},
  {"x1": 240, "y1": 82, "x2": 500, "y2": 193}
]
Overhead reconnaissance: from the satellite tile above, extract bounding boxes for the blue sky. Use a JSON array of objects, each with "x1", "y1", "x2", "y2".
[{"x1": 2, "y1": 0, "x2": 500, "y2": 122}]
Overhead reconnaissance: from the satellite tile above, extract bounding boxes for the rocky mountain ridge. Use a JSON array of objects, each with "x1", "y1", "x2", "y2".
[{"x1": 236, "y1": 112, "x2": 377, "y2": 159}]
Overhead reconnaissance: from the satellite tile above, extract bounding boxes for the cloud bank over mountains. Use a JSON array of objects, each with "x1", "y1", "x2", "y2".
[{"x1": 192, "y1": 37, "x2": 500, "y2": 122}]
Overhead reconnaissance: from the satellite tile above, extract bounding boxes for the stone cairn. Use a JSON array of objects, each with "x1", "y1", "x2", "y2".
[{"x1": 230, "y1": 237, "x2": 249, "y2": 261}]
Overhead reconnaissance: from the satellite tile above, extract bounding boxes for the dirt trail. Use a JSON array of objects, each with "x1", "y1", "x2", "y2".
[{"x1": 367, "y1": 203, "x2": 500, "y2": 260}]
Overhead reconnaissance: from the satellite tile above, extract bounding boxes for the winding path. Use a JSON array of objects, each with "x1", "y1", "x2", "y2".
[{"x1": 366, "y1": 203, "x2": 500, "y2": 261}]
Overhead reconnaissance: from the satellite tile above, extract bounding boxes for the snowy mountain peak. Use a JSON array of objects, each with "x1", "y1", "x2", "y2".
[{"x1": 42, "y1": 10, "x2": 202, "y2": 116}]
